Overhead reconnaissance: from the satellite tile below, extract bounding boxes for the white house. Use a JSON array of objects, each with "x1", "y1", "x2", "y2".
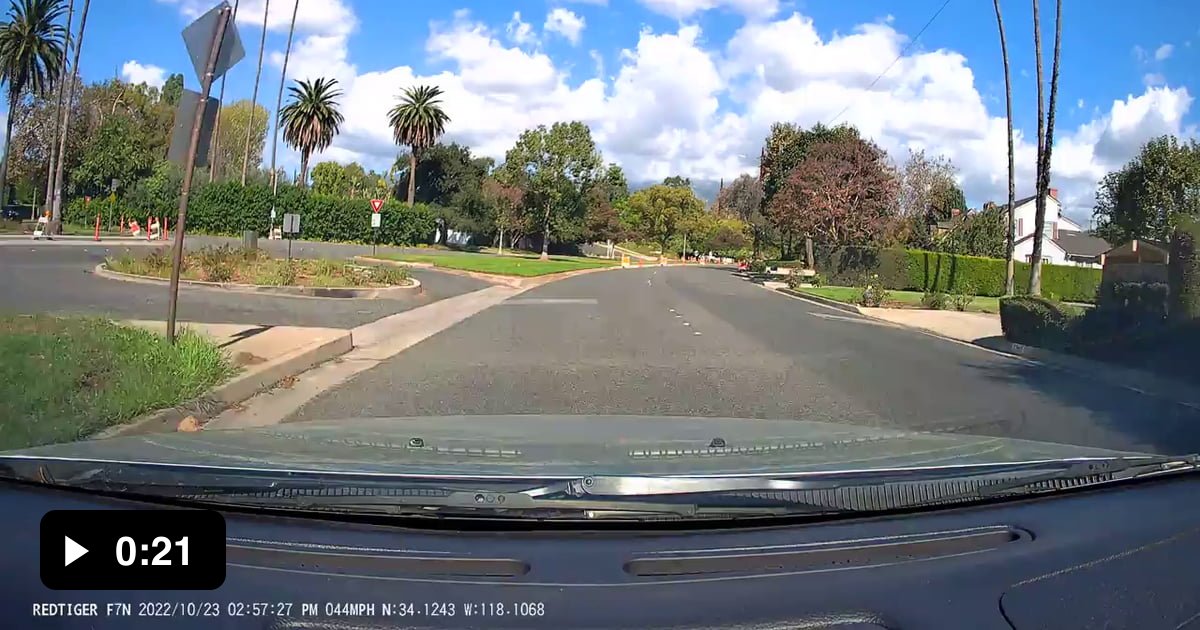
[{"x1": 1008, "y1": 188, "x2": 1110, "y2": 268}]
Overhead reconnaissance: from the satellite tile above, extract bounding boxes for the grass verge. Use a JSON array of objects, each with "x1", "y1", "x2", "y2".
[
  {"x1": 106, "y1": 245, "x2": 411, "y2": 287},
  {"x1": 0, "y1": 315, "x2": 234, "y2": 450},
  {"x1": 376, "y1": 251, "x2": 617, "y2": 277},
  {"x1": 797, "y1": 286, "x2": 1002, "y2": 314}
]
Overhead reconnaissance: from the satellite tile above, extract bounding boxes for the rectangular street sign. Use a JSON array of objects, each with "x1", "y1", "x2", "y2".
[
  {"x1": 167, "y1": 89, "x2": 218, "y2": 168},
  {"x1": 182, "y1": 1, "x2": 245, "y2": 83},
  {"x1": 282, "y1": 213, "x2": 301, "y2": 234},
  {"x1": 371, "y1": 213, "x2": 382, "y2": 228}
]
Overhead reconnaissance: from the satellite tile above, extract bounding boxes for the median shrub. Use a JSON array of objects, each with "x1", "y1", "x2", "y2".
[
  {"x1": 999, "y1": 296, "x2": 1076, "y2": 350},
  {"x1": 858, "y1": 274, "x2": 889, "y2": 307},
  {"x1": 949, "y1": 280, "x2": 977, "y2": 312},
  {"x1": 921, "y1": 291, "x2": 948, "y2": 310}
]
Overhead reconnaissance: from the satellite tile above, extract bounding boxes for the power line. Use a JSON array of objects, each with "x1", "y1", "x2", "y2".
[{"x1": 826, "y1": 0, "x2": 953, "y2": 126}]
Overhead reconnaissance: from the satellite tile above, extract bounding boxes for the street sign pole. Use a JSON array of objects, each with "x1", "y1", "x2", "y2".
[{"x1": 166, "y1": 5, "x2": 232, "y2": 343}]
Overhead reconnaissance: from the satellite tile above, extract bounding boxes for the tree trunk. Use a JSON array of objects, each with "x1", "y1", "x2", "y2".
[
  {"x1": 1040, "y1": 0, "x2": 1064, "y2": 277},
  {"x1": 45, "y1": 0, "x2": 76, "y2": 211},
  {"x1": 994, "y1": 0, "x2": 1016, "y2": 296},
  {"x1": 407, "y1": 151, "x2": 417, "y2": 206},
  {"x1": 52, "y1": 0, "x2": 90, "y2": 227},
  {"x1": 1028, "y1": 0, "x2": 1046, "y2": 296},
  {"x1": 241, "y1": 0, "x2": 269, "y2": 185},
  {"x1": 299, "y1": 150, "x2": 310, "y2": 189},
  {"x1": 210, "y1": 0, "x2": 240, "y2": 183},
  {"x1": 498, "y1": 225, "x2": 504, "y2": 256},
  {"x1": 541, "y1": 204, "x2": 552, "y2": 260},
  {"x1": 0, "y1": 94, "x2": 16, "y2": 207}
]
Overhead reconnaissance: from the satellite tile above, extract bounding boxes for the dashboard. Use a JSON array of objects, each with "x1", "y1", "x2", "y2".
[{"x1": 3, "y1": 474, "x2": 1199, "y2": 629}]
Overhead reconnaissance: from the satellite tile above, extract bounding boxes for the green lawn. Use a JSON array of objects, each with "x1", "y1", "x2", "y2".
[
  {"x1": 376, "y1": 252, "x2": 617, "y2": 277},
  {"x1": 0, "y1": 315, "x2": 234, "y2": 450},
  {"x1": 796, "y1": 286, "x2": 1002, "y2": 314}
]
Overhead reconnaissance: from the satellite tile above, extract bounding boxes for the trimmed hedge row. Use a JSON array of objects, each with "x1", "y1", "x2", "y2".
[
  {"x1": 62, "y1": 182, "x2": 438, "y2": 246},
  {"x1": 793, "y1": 246, "x2": 1103, "y2": 303},
  {"x1": 1000, "y1": 282, "x2": 1171, "y2": 353},
  {"x1": 999, "y1": 296, "x2": 1076, "y2": 350},
  {"x1": 1170, "y1": 215, "x2": 1200, "y2": 320}
]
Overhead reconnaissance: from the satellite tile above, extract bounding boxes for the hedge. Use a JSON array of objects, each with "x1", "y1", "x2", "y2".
[
  {"x1": 62, "y1": 182, "x2": 438, "y2": 246},
  {"x1": 800, "y1": 245, "x2": 1102, "y2": 303},
  {"x1": 1169, "y1": 215, "x2": 1200, "y2": 320},
  {"x1": 999, "y1": 296, "x2": 1076, "y2": 350}
]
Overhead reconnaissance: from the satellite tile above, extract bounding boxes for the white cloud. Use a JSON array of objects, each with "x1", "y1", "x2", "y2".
[
  {"x1": 1143, "y1": 72, "x2": 1166, "y2": 87},
  {"x1": 1154, "y1": 43, "x2": 1174, "y2": 60},
  {"x1": 121, "y1": 60, "x2": 168, "y2": 88},
  {"x1": 160, "y1": 1, "x2": 1193, "y2": 228},
  {"x1": 637, "y1": 0, "x2": 779, "y2": 20},
  {"x1": 505, "y1": 11, "x2": 536, "y2": 46},
  {"x1": 545, "y1": 8, "x2": 586, "y2": 45},
  {"x1": 562, "y1": 0, "x2": 608, "y2": 4}
]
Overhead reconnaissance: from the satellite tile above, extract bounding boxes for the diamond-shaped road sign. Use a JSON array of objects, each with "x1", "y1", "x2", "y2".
[
  {"x1": 370, "y1": 199, "x2": 384, "y2": 213},
  {"x1": 182, "y1": 1, "x2": 245, "y2": 83}
]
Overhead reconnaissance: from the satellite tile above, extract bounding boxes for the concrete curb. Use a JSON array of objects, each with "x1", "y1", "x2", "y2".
[
  {"x1": 92, "y1": 327, "x2": 355, "y2": 439},
  {"x1": 973, "y1": 336, "x2": 1200, "y2": 408},
  {"x1": 777, "y1": 287, "x2": 864, "y2": 314},
  {"x1": 93, "y1": 263, "x2": 420, "y2": 299}
]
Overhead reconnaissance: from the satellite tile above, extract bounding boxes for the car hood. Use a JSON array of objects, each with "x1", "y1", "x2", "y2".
[{"x1": 0, "y1": 415, "x2": 1154, "y2": 478}]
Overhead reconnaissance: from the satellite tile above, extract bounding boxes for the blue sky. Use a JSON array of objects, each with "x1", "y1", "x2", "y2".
[{"x1": 66, "y1": 1, "x2": 1200, "y2": 221}]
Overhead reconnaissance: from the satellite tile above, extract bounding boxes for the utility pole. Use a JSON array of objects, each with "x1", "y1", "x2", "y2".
[
  {"x1": 267, "y1": 0, "x2": 299, "y2": 237},
  {"x1": 208, "y1": 0, "x2": 240, "y2": 183},
  {"x1": 240, "y1": 0, "x2": 269, "y2": 185},
  {"x1": 50, "y1": 0, "x2": 90, "y2": 229}
]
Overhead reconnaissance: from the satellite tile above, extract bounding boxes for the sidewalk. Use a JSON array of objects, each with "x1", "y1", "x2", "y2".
[
  {"x1": 93, "y1": 320, "x2": 352, "y2": 438},
  {"x1": 860, "y1": 308, "x2": 1002, "y2": 343}
]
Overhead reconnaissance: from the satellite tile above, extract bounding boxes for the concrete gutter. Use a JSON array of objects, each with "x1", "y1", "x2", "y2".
[
  {"x1": 777, "y1": 287, "x2": 864, "y2": 314},
  {"x1": 94, "y1": 263, "x2": 420, "y2": 299},
  {"x1": 93, "y1": 322, "x2": 354, "y2": 439}
]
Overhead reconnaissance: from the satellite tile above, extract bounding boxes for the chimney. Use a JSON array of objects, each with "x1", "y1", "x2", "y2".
[{"x1": 1048, "y1": 187, "x2": 1059, "y2": 200}]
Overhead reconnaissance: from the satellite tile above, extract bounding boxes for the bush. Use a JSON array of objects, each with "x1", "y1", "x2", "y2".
[
  {"x1": 858, "y1": 274, "x2": 889, "y2": 307},
  {"x1": 810, "y1": 272, "x2": 825, "y2": 287},
  {"x1": 1170, "y1": 215, "x2": 1200, "y2": 320},
  {"x1": 253, "y1": 260, "x2": 298, "y2": 286},
  {"x1": 921, "y1": 292, "x2": 948, "y2": 310},
  {"x1": 195, "y1": 245, "x2": 237, "y2": 282},
  {"x1": 748, "y1": 260, "x2": 767, "y2": 274},
  {"x1": 370, "y1": 264, "x2": 411, "y2": 286},
  {"x1": 1000, "y1": 296, "x2": 1076, "y2": 350},
  {"x1": 949, "y1": 280, "x2": 976, "y2": 311}
]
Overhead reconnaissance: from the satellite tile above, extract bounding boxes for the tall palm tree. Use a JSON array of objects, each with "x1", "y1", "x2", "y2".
[
  {"x1": 267, "y1": 0, "x2": 297, "y2": 195},
  {"x1": 240, "y1": 0, "x2": 268, "y2": 185},
  {"x1": 278, "y1": 77, "x2": 343, "y2": 188},
  {"x1": 41, "y1": 0, "x2": 70, "y2": 212},
  {"x1": 1028, "y1": 0, "x2": 1062, "y2": 296},
  {"x1": 49, "y1": 0, "x2": 82, "y2": 224},
  {"x1": 209, "y1": 0, "x2": 239, "y2": 183},
  {"x1": 993, "y1": 0, "x2": 1016, "y2": 295},
  {"x1": 388, "y1": 85, "x2": 449, "y2": 206},
  {"x1": 0, "y1": 0, "x2": 66, "y2": 206}
]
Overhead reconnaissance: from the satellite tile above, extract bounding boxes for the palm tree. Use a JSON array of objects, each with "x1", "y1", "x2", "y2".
[
  {"x1": 0, "y1": 0, "x2": 66, "y2": 206},
  {"x1": 41, "y1": 0, "x2": 69, "y2": 212},
  {"x1": 49, "y1": 0, "x2": 83, "y2": 224},
  {"x1": 240, "y1": 0, "x2": 268, "y2": 185},
  {"x1": 278, "y1": 77, "x2": 343, "y2": 188},
  {"x1": 993, "y1": 0, "x2": 1016, "y2": 295},
  {"x1": 1028, "y1": 0, "x2": 1063, "y2": 296},
  {"x1": 388, "y1": 85, "x2": 450, "y2": 206}
]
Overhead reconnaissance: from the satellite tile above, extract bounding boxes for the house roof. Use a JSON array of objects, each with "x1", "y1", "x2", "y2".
[
  {"x1": 1054, "y1": 232, "x2": 1112, "y2": 257},
  {"x1": 1103, "y1": 239, "x2": 1171, "y2": 256}
]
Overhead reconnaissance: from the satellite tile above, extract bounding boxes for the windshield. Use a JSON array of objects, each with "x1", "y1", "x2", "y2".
[{"x1": 2, "y1": 0, "x2": 1199, "y2": 522}]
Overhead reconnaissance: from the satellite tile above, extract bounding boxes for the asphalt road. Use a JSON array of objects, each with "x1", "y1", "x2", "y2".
[
  {"x1": 290, "y1": 265, "x2": 1200, "y2": 456},
  {"x1": 0, "y1": 243, "x2": 488, "y2": 328}
]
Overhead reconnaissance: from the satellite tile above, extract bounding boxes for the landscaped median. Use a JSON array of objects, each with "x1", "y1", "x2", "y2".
[
  {"x1": 0, "y1": 314, "x2": 234, "y2": 450},
  {"x1": 102, "y1": 245, "x2": 416, "y2": 296},
  {"x1": 367, "y1": 251, "x2": 618, "y2": 277}
]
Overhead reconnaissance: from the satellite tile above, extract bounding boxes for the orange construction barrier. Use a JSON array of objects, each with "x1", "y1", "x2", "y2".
[
  {"x1": 148, "y1": 217, "x2": 161, "y2": 241},
  {"x1": 128, "y1": 220, "x2": 142, "y2": 237}
]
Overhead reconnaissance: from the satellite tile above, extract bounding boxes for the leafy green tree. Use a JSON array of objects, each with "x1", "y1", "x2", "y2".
[
  {"x1": 716, "y1": 174, "x2": 765, "y2": 253},
  {"x1": 499, "y1": 121, "x2": 602, "y2": 259},
  {"x1": 72, "y1": 114, "x2": 153, "y2": 195},
  {"x1": 662, "y1": 175, "x2": 691, "y2": 189},
  {"x1": 126, "y1": 159, "x2": 181, "y2": 216},
  {"x1": 623, "y1": 184, "x2": 704, "y2": 257},
  {"x1": 760, "y1": 122, "x2": 860, "y2": 210},
  {"x1": 310, "y1": 160, "x2": 350, "y2": 196},
  {"x1": 0, "y1": 0, "x2": 67, "y2": 204},
  {"x1": 603, "y1": 163, "x2": 628, "y2": 201},
  {"x1": 1093, "y1": 135, "x2": 1200, "y2": 243},
  {"x1": 392, "y1": 142, "x2": 491, "y2": 207},
  {"x1": 939, "y1": 204, "x2": 1007, "y2": 258},
  {"x1": 279, "y1": 77, "x2": 344, "y2": 188},
  {"x1": 388, "y1": 85, "x2": 450, "y2": 206},
  {"x1": 161, "y1": 72, "x2": 183, "y2": 106},
  {"x1": 211, "y1": 99, "x2": 268, "y2": 182}
]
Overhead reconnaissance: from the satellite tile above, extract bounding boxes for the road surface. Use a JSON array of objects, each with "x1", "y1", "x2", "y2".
[
  {"x1": 289, "y1": 265, "x2": 1200, "y2": 456},
  {"x1": 0, "y1": 244, "x2": 487, "y2": 328}
]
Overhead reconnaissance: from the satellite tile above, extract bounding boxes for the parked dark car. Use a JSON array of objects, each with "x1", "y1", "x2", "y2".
[{"x1": 0, "y1": 205, "x2": 30, "y2": 222}]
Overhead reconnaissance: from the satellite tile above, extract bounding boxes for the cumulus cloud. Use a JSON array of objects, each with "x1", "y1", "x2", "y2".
[
  {"x1": 121, "y1": 60, "x2": 167, "y2": 88},
  {"x1": 159, "y1": 0, "x2": 1194, "y2": 225},
  {"x1": 545, "y1": 8, "x2": 586, "y2": 45}
]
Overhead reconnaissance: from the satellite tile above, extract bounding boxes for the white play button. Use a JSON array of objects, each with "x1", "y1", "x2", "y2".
[{"x1": 64, "y1": 536, "x2": 88, "y2": 567}]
